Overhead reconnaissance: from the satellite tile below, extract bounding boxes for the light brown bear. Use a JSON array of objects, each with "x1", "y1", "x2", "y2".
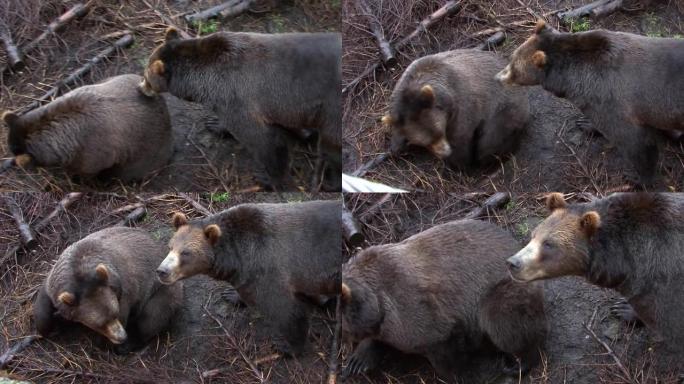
[
  {"x1": 507, "y1": 193, "x2": 684, "y2": 351},
  {"x1": 496, "y1": 21, "x2": 684, "y2": 186},
  {"x1": 384, "y1": 49, "x2": 530, "y2": 171},
  {"x1": 4, "y1": 74, "x2": 172, "y2": 182},
  {"x1": 342, "y1": 219, "x2": 547, "y2": 382},
  {"x1": 33, "y1": 227, "x2": 183, "y2": 353}
]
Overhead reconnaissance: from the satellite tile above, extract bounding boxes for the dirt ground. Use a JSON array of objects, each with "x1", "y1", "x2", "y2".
[
  {"x1": 342, "y1": 192, "x2": 684, "y2": 384},
  {"x1": 0, "y1": 0, "x2": 340, "y2": 193},
  {"x1": 342, "y1": 0, "x2": 684, "y2": 193},
  {"x1": 0, "y1": 192, "x2": 340, "y2": 384}
]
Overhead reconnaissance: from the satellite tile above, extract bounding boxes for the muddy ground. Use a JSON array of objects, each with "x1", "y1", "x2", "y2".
[
  {"x1": 0, "y1": 0, "x2": 340, "y2": 193},
  {"x1": 342, "y1": 0, "x2": 683, "y2": 193},
  {"x1": 342, "y1": 193, "x2": 683, "y2": 384},
  {"x1": 0, "y1": 192, "x2": 339, "y2": 384}
]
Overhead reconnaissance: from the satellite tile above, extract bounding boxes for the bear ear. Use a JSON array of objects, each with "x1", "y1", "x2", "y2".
[
  {"x1": 546, "y1": 192, "x2": 567, "y2": 212},
  {"x1": 2, "y1": 111, "x2": 19, "y2": 127},
  {"x1": 165, "y1": 27, "x2": 181, "y2": 42},
  {"x1": 95, "y1": 264, "x2": 109, "y2": 283},
  {"x1": 381, "y1": 115, "x2": 393, "y2": 126},
  {"x1": 204, "y1": 224, "x2": 222, "y2": 246},
  {"x1": 150, "y1": 60, "x2": 165, "y2": 76},
  {"x1": 532, "y1": 50, "x2": 547, "y2": 68},
  {"x1": 172, "y1": 212, "x2": 188, "y2": 229},
  {"x1": 534, "y1": 19, "x2": 549, "y2": 34},
  {"x1": 341, "y1": 282, "x2": 351, "y2": 304},
  {"x1": 58, "y1": 291, "x2": 76, "y2": 306},
  {"x1": 580, "y1": 211, "x2": 601, "y2": 237},
  {"x1": 418, "y1": 84, "x2": 435, "y2": 108}
]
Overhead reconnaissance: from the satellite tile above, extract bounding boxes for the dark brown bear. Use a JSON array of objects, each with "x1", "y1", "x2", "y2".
[
  {"x1": 155, "y1": 200, "x2": 341, "y2": 356},
  {"x1": 139, "y1": 28, "x2": 341, "y2": 191},
  {"x1": 507, "y1": 193, "x2": 684, "y2": 351},
  {"x1": 341, "y1": 219, "x2": 547, "y2": 382},
  {"x1": 4, "y1": 74, "x2": 172, "y2": 182},
  {"x1": 496, "y1": 21, "x2": 684, "y2": 186},
  {"x1": 33, "y1": 227, "x2": 183, "y2": 353},
  {"x1": 384, "y1": 49, "x2": 530, "y2": 171}
]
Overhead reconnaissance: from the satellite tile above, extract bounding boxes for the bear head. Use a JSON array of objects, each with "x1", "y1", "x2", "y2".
[
  {"x1": 506, "y1": 192, "x2": 601, "y2": 282},
  {"x1": 52, "y1": 264, "x2": 127, "y2": 344},
  {"x1": 340, "y1": 279, "x2": 384, "y2": 341},
  {"x1": 496, "y1": 20, "x2": 553, "y2": 86},
  {"x1": 384, "y1": 84, "x2": 451, "y2": 159},
  {"x1": 156, "y1": 212, "x2": 221, "y2": 285}
]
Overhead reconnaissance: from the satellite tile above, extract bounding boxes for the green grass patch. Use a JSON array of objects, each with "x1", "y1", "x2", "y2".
[
  {"x1": 210, "y1": 192, "x2": 231, "y2": 203},
  {"x1": 569, "y1": 18, "x2": 591, "y2": 33},
  {"x1": 192, "y1": 19, "x2": 220, "y2": 35}
]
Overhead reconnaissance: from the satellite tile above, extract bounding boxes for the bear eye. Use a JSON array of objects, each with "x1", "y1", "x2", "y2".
[
  {"x1": 542, "y1": 240, "x2": 554, "y2": 250},
  {"x1": 180, "y1": 250, "x2": 191, "y2": 258}
]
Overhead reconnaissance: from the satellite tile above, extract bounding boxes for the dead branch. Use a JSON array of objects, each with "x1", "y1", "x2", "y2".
[
  {"x1": 21, "y1": 3, "x2": 91, "y2": 56},
  {"x1": 515, "y1": 0, "x2": 543, "y2": 20},
  {"x1": 3, "y1": 195, "x2": 37, "y2": 249},
  {"x1": 115, "y1": 207, "x2": 147, "y2": 227},
  {"x1": 327, "y1": 296, "x2": 343, "y2": 384},
  {"x1": 184, "y1": 0, "x2": 254, "y2": 23},
  {"x1": 557, "y1": 0, "x2": 624, "y2": 22},
  {"x1": 476, "y1": 31, "x2": 506, "y2": 51},
  {"x1": 142, "y1": 0, "x2": 194, "y2": 39},
  {"x1": 355, "y1": 0, "x2": 396, "y2": 67},
  {"x1": 351, "y1": 153, "x2": 389, "y2": 178},
  {"x1": 342, "y1": 0, "x2": 463, "y2": 94},
  {"x1": 0, "y1": 335, "x2": 39, "y2": 369},
  {"x1": 584, "y1": 308, "x2": 635, "y2": 383},
  {"x1": 359, "y1": 193, "x2": 394, "y2": 221},
  {"x1": 178, "y1": 192, "x2": 212, "y2": 216},
  {"x1": 21, "y1": 34, "x2": 134, "y2": 113},
  {"x1": 0, "y1": 25, "x2": 23, "y2": 71},
  {"x1": 463, "y1": 192, "x2": 511, "y2": 220},
  {"x1": 342, "y1": 208, "x2": 364, "y2": 248},
  {"x1": 203, "y1": 300, "x2": 265, "y2": 383}
]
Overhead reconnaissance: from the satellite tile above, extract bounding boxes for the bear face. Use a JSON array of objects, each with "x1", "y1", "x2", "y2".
[
  {"x1": 156, "y1": 212, "x2": 222, "y2": 285},
  {"x1": 53, "y1": 264, "x2": 127, "y2": 344},
  {"x1": 495, "y1": 20, "x2": 550, "y2": 86},
  {"x1": 385, "y1": 84, "x2": 451, "y2": 159},
  {"x1": 340, "y1": 280, "x2": 384, "y2": 342},
  {"x1": 507, "y1": 193, "x2": 601, "y2": 282},
  {"x1": 139, "y1": 28, "x2": 180, "y2": 96}
]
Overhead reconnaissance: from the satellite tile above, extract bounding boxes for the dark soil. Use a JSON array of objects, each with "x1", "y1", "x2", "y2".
[
  {"x1": 342, "y1": 0, "x2": 683, "y2": 194},
  {"x1": 0, "y1": 192, "x2": 339, "y2": 384},
  {"x1": 0, "y1": 0, "x2": 340, "y2": 193},
  {"x1": 342, "y1": 192, "x2": 683, "y2": 384}
]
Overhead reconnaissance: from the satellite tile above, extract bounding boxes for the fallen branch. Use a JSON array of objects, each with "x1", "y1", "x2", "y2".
[
  {"x1": 0, "y1": 335, "x2": 39, "y2": 369},
  {"x1": 342, "y1": 0, "x2": 463, "y2": 94},
  {"x1": 3, "y1": 195, "x2": 37, "y2": 249},
  {"x1": 203, "y1": 300, "x2": 265, "y2": 383},
  {"x1": 184, "y1": 0, "x2": 254, "y2": 23},
  {"x1": 142, "y1": 0, "x2": 194, "y2": 39},
  {"x1": 355, "y1": 0, "x2": 396, "y2": 67},
  {"x1": 0, "y1": 25, "x2": 24, "y2": 71},
  {"x1": 327, "y1": 296, "x2": 343, "y2": 384},
  {"x1": 351, "y1": 153, "x2": 389, "y2": 178},
  {"x1": 584, "y1": 308, "x2": 635, "y2": 383},
  {"x1": 359, "y1": 193, "x2": 394, "y2": 221},
  {"x1": 21, "y1": 33, "x2": 134, "y2": 113},
  {"x1": 557, "y1": 0, "x2": 624, "y2": 22},
  {"x1": 476, "y1": 30, "x2": 506, "y2": 51},
  {"x1": 115, "y1": 206, "x2": 147, "y2": 227},
  {"x1": 342, "y1": 208, "x2": 364, "y2": 248},
  {"x1": 463, "y1": 192, "x2": 511, "y2": 220},
  {"x1": 178, "y1": 192, "x2": 212, "y2": 216}
]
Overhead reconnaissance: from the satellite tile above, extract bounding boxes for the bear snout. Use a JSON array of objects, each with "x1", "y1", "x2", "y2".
[
  {"x1": 506, "y1": 255, "x2": 523, "y2": 272},
  {"x1": 104, "y1": 319, "x2": 127, "y2": 344},
  {"x1": 495, "y1": 66, "x2": 512, "y2": 85},
  {"x1": 156, "y1": 267, "x2": 170, "y2": 281},
  {"x1": 138, "y1": 79, "x2": 157, "y2": 97}
]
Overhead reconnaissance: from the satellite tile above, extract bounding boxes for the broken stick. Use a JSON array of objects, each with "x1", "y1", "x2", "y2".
[
  {"x1": 21, "y1": 33, "x2": 134, "y2": 113},
  {"x1": 463, "y1": 192, "x2": 511, "y2": 220},
  {"x1": 21, "y1": 3, "x2": 91, "y2": 55},
  {"x1": 115, "y1": 206, "x2": 147, "y2": 227},
  {"x1": 355, "y1": 0, "x2": 396, "y2": 67},
  {"x1": 584, "y1": 308, "x2": 634, "y2": 382},
  {"x1": 476, "y1": 31, "x2": 506, "y2": 51},
  {"x1": 342, "y1": 208, "x2": 364, "y2": 248},
  {"x1": 557, "y1": 0, "x2": 624, "y2": 22},
  {"x1": 0, "y1": 24, "x2": 23, "y2": 71},
  {"x1": 184, "y1": 0, "x2": 254, "y2": 23},
  {"x1": 3, "y1": 195, "x2": 37, "y2": 249},
  {"x1": 0, "y1": 335, "x2": 39, "y2": 369},
  {"x1": 327, "y1": 296, "x2": 343, "y2": 384},
  {"x1": 178, "y1": 192, "x2": 212, "y2": 216},
  {"x1": 342, "y1": 0, "x2": 463, "y2": 94}
]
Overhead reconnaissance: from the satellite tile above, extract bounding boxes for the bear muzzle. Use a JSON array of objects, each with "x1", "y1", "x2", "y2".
[
  {"x1": 103, "y1": 319, "x2": 127, "y2": 344},
  {"x1": 138, "y1": 79, "x2": 157, "y2": 97},
  {"x1": 495, "y1": 66, "x2": 513, "y2": 85},
  {"x1": 157, "y1": 251, "x2": 181, "y2": 285},
  {"x1": 507, "y1": 241, "x2": 545, "y2": 282},
  {"x1": 429, "y1": 139, "x2": 452, "y2": 159}
]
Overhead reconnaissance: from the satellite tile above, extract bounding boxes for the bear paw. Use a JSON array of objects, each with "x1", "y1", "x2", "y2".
[
  {"x1": 610, "y1": 299, "x2": 643, "y2": 325},
  {"x1": 221, "y1": 286, "x2": 245, "y2": 307},
  {"x1": 341, "y1": 344, "x2": 383, "y2": 378}
]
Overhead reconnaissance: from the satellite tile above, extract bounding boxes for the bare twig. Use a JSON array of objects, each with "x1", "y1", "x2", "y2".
[
  {"x1": 463, "y1": 192, "x2": 511, "y2": 219},
  {"x1": 327, "y1": 296, "x2": 343, "y2": 384},
  {"x1": 0, "y1": 335, "x2": 39, "y2": 369},
  {"x1": 3, "y1": 195, "x2": 37, "y2": 249},
  {"x1": 178, "y1": 192, "x2": 211, "y2": 216},
  {"x1": 355, "y1": 0, "x2": 396, "y2": 67},
  {"x1": 143, "y1": 0, "x2": 194, "y2": 39},
  {"x1": 351, "y1": 153, "x2": 389, "y2": 177},
  {"x1": 184, "y1": 0, "x2": 254, "y2": 22},
  {"x1": 0, "y1": 25, "x2": 23, "y2": 71},
  {"x1": 476, "y1": 31, "x2": 506, "y2": 51},
  {"x1": 556, "y1": 126, "x2": 603, "y2": 194},
  {"x1": 115, "y1": 206, "x2": 147, "y2": 227},
  {"x1": 557, "y1": 0, "x2": 624, "y2": 22},
  {"x1": 584, "y1": 308, "x2": 635, "y2": 383},
  {"x1": 342, "y1": 208, "x2": 364, "y2": 248}
]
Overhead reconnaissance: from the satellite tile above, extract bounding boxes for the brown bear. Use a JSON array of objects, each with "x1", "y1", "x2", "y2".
[
  {"x1": 496, "y1": 21, "x2": 684, "y2": 186},
  {"x1": 139, "y1": 28, "x2": 341, "y2": 191},
  {"x1": 155, "y1": 200, "x2": 341, "y2": 356},
  {"x1": 33, "y1": 227, "x2": 183, "y2": 353},
  {"x1": 384, "y1": 49, "x2": 530, "y2": 171},
  {"x1": 341, "y1": 219, "x2": 547, "y2": 382},
  {"x1": 3, "y1": 74, "x2": 172, "y2": 182},
  {"x1": 507, "y1": 192, "x2": 684, "y2": 351}
]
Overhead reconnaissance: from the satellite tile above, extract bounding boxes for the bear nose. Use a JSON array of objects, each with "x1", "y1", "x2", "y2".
[
  {"x1": 507, "y1": 256, "x2": 522, "y2": 271},
  {"x1": 156, "y1": 268, "x2": 170, "y2": 280}
]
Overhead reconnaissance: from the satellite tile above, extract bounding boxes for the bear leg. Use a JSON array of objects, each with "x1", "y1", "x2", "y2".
[
  {"x1": 610, "y1": 298, "x2": 644, "y2": 325},
  {"x1": 33, "y1": 285, "x2": 57, "y2": 336},
  {"x1": 341, "y1": 339, "x2": 389, "y2": 378},
  {"x1": 605, "y1": 119, "x2": 660, "y2": 187},
  {"x1": 424, "y1": 345, "x2": 459, "y2": 383},
  {"x1": 125, "y1": 284, "x2": 182, "y2": 352},
  {"x1": 266, "y1": 300, "x2": 310, "y2": 357}
]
